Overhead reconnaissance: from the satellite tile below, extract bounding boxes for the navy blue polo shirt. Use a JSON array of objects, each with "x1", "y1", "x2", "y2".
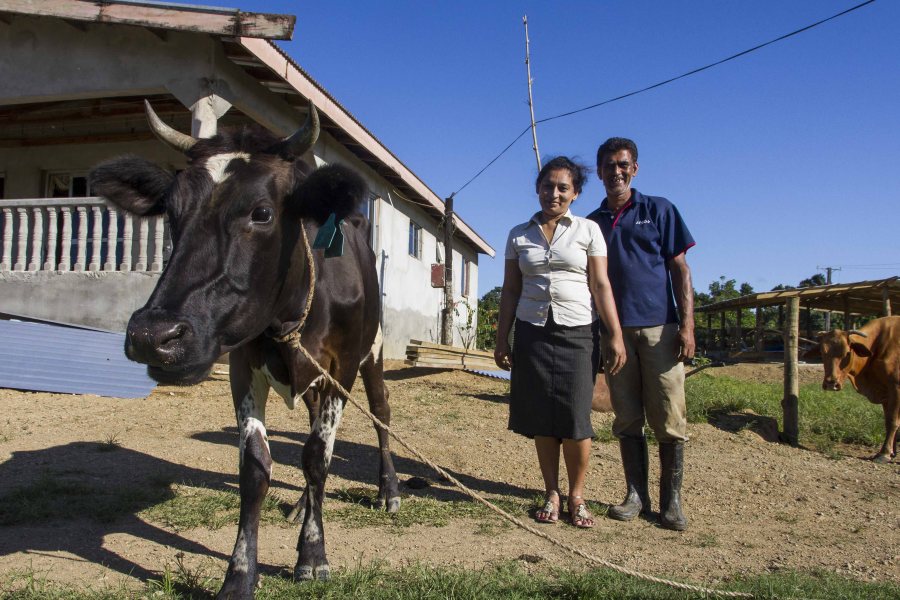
[{"x1": 586, "y1": 189, "x2": 695, "y2": 328}]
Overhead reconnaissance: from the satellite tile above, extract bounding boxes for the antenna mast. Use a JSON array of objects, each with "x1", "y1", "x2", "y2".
[{"x1": 523, "y1": 15, "x2": 541, "y2": 171}]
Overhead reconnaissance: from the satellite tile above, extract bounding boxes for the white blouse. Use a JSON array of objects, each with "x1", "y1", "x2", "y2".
[{"x1": 504, "y1": 210, "x2": 607, "y2": 327}]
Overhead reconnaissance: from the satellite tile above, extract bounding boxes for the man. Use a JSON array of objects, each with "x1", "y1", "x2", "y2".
[{"x1": 586, "y1": 137, "x2": 695, "y2": 531}]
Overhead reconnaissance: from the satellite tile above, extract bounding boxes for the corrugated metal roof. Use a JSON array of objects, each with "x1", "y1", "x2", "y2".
[
  {"x1": 0, "y1": 319, "x2": 156, "y2": 399},
  {"x1": 465, "y1": 369, "x2": 511, "y2": 381}
]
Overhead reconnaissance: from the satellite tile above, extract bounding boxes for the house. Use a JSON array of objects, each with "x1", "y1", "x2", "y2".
[{"x1": 0, "y1": 0, "x2": 494, "y2": 358}]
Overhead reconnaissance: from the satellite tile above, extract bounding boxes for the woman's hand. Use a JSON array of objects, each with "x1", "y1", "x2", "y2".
[
  {"x1": 494, "y1": 341, "x2": 513, "y2": 371},
  {"x1": 605, "y1": 334, "x2": 626, "y2": 376}
]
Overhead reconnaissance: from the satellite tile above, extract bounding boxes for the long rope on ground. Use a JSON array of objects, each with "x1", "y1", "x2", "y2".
[
  {"x1": 288, "y1": 339, "x2": 753, "y2": 598},
  {"x1": 281, "y1": 225, "x2": 752, "y2": 598}
]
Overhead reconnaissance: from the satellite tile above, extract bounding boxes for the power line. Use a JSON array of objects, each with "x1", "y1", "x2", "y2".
[
  {"x1": 831, "y1": 262, "x2": 900, "y2": 268},
  {"x1": 451, "y1": 0, "x2": 877, "y2": 197}
]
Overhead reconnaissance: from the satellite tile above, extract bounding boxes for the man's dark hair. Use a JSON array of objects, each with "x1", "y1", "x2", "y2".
[
  {"x1": 596, "y1": 137, "x2": 638, "y2": 169},
  {"x1": 535, "y1": 156, "x2": 589, "y2": 194}
]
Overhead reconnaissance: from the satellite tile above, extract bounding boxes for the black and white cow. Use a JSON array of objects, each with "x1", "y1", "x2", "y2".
[{"x1": 90, "y1": 100, "x2": 400, "y2": 599}]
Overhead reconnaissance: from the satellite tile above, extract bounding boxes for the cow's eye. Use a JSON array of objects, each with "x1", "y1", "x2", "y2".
[{"x1": 250, "y1": 206, "x2": 273, "y2": 224}]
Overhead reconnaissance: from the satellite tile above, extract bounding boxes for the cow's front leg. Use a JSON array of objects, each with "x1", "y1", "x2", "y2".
[
  {"x1": 875, "y1": 390, "x2": 899, "y2": 463},
  {"x1": 219, "y1": 367, "x2": 271, "y2": 599},
  {"x1": 293, "y1": 392, "x2": 343, "y2": 581}
]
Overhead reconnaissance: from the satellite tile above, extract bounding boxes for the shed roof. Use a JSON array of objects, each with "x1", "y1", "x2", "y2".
[
  {"x1": 696, "y1": 276, "x2": 900, "y2": 316},
  {"x1": 0, "y1": 0, "x2": 294, "y2": 39}
]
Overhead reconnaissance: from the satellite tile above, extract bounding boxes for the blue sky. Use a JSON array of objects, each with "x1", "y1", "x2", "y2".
[{"x1": 201, "y1": 1, "x2": 898, "y2": 296}]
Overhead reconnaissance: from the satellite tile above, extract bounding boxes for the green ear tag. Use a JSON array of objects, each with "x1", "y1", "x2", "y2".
[
  {"x1": 325, "y1": 220, "x2": 344, "y2": 258},
  {"x1": 312, "y1": 213, "x2": 345, "y2": 257},
  {"x1": 313, "y1": 213, "x2": 337, "y2": 250}
]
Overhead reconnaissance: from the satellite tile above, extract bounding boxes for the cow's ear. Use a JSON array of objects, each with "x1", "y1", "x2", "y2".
[
  {"x1": 850, "y1": 341, "x2": 873, "y2": 358},
  {"x1": 292, "y1": 164, "x2": 367, "y2": 224},
  {"x1": 90, "y1": 155, "x2": 173, "y2": 216}
]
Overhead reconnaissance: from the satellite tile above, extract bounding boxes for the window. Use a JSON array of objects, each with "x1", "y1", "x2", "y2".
[
  {"x1": 460, "y1": 259, "x2": 471, "y2": 297},
  {"x1": 46, "y1": 172, "x2": 91, "y2": 198},
  {"x1": 360, "y1": 193, "x2": 378, "y2": 251},
  {"x1": 408, "y1": 220, "x2": 422, "y2": 259}
]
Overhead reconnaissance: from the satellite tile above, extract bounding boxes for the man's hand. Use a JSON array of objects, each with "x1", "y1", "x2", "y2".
[
  {"x1": 677, "y1": 327, "x2": 695, "y2": 362},
  {"x1": 605, "y1": 335, "x2": 627, "y2": 376}
]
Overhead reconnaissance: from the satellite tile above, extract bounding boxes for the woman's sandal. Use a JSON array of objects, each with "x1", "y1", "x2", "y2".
[
  {"x1": 568, "y1": 496, "x2": 595, "y2": 529},
  {"x1": 534, "y1": 491, "x2": 560, "y2": 524}
]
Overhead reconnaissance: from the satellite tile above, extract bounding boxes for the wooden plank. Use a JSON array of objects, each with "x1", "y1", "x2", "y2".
[
  {"x1": 404, "y1": 360, "x2": 462, "y2": 369},
  {"x1": 0, "y1": 0, "x2": 295, "y2": 40},
  {"x1": 406, "y1": 356, "x2": 463, "y2": 366},
  {"x1": 408, "y1": 340, "x2": 492, "y2": 358},
  {"x1": 410, "y1": 348, "x2": 489, "y2": 360}
]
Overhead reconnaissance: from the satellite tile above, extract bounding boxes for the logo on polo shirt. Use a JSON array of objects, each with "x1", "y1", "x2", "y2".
[{"x1": 635, "y1": 219, "x2": 652, "y2": 225}]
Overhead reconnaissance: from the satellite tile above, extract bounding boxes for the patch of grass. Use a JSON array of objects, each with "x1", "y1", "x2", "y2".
[
  {"x1": 0, "y1": 473, "x2": 170, "y2": 525},
  {"x1": 4, "y1": 561, "x2": 898, "y2": 599},
  {"x1": 773, "y1": 512, "x2": 799, "y2": 525},
  {"x1": 325, "y1": 487, "x2": 537, "y2": 530},
  {"x1": 686, "y1": 374, "x2": 884, "y2": 454},
  {"x1": 141, "y1": 483, "x2": 286, "y2": 530},
  {"x1": 0, "y1": 567, "x2": 136, "y2": 599},
  {"x1": 97, "y1": 433, "x2": 122, "y2": 452},
  {"x1": 695, "y1": 533, "x2": 719, "y2": 548},
  {"x1": 146, "y1": 552, "x2": 218, "y2": 598},
  {"x1": 593, "y1": 428, "x2": 616, "y2": 444}
]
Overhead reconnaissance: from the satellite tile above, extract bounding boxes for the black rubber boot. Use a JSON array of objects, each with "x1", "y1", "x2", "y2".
[
  {"x1": 607, "y1": 436, "x2": 651, "y2": 521},
  {"x1": 659, "y1": 442, "x2": 688, "y2": 531}
]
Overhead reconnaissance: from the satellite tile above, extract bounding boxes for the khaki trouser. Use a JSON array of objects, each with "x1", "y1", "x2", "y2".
[{"x1": 605, "y1": 323, "x2": 688, "y2": 443}]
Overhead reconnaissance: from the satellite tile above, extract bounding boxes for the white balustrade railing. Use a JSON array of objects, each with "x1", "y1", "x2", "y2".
[{"x1": 0, "y1": 197, "x2": 166, "y2": 273}]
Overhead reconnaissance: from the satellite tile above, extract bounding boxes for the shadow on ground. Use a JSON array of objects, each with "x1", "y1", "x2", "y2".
[
  {"x1": 195, "y1": 428, "x2": 538, "y2": 503},
  {"x1": 0, "y1": 441, "x2": 241, "y2": 583}
]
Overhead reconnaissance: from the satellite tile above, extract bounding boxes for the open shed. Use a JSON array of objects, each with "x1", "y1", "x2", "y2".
[{"x1": 695, "y1": 276, "x2": 898, "y2": 444}]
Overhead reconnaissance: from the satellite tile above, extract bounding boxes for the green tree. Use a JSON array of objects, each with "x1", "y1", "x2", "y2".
[{"x1": 476, "y1": 286, "x2": 502, "y2": 350}]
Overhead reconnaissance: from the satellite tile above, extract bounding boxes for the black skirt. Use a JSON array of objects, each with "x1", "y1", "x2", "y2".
[{"x1": 508, "y1": 311, "x2": 599, "y2": 440}]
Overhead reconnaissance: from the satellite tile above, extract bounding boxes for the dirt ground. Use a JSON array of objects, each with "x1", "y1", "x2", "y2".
[{"x1": 0, "y1": 360, "x2": 897, "y2": 593}]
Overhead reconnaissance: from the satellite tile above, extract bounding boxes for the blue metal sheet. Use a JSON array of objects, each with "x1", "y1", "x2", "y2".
[
  {"x1": 0, "y1": 319, "x2": 157, "y2": 399},
  {"x1": 465, "y1": 369, "x2": 511, "y2": 381}
]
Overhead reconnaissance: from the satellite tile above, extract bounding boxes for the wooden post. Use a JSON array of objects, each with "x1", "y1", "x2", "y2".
[
  {"x1": 440, "y1": 195, "x2": 455, "y2": 346},
  {"x1": 781, "y1": 297, "x2": 800, "y2": 445},
  {"x1": 736, "y1": 308, "x2": 743, "y2": 351},
  {"x1": 804, "y1": 304, "x2": 812, "y2": 340},
  {"x1": 755, "y1": 307, "x2": 764, "y2": 353},
  {"x1": 719, "y1": 312, "x2": 726, "y2": 351},
  {"x1": 883, "y1": 288, "x2": 892, "y2": 317},
  {"x1": 706, "y1": 312, "x2": 713, "y2": 352},
  {"x1": 843, "y1": 295, "x2": 851, "y2": 330}
]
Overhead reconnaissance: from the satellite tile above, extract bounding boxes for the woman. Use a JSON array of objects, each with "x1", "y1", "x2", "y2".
[{"x1": 494, "y1": 156, "x2": 625, "y2": 528}]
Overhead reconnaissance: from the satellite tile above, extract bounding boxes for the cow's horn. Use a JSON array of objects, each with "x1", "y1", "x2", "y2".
[
  {"x1": 145, "y1": 100, "x2": 197, "y2": 153},
  {"x1": 848, "y1": 330, "x2": 868, "y2": 338},
  {"x1": 282, "y1": 99, "x2": 320, "y2": 157}
]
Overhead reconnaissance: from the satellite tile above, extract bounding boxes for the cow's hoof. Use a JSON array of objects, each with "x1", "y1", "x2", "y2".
[
  {"x1": 872, "y1": 454, "x2": 892, "y2": 464},
  {"x1": 293, "y1": 563, "x2": 330, "y2": 581},
  {"x1": 386, "y1": 496, "x2": 401, "y2": 513}
]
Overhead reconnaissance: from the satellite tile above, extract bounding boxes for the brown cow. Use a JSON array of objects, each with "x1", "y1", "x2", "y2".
[{"x1": 818, "y1": 316, "x2": 900, "y2": 463}]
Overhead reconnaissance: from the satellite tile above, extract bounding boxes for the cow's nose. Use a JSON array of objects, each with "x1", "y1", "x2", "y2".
[
  {"x1": 822, "y1": 379, "x2": 841, "y2": 391},
  {"x1": 126, "y1": 310, "x2": 192, "y2": 366}
]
